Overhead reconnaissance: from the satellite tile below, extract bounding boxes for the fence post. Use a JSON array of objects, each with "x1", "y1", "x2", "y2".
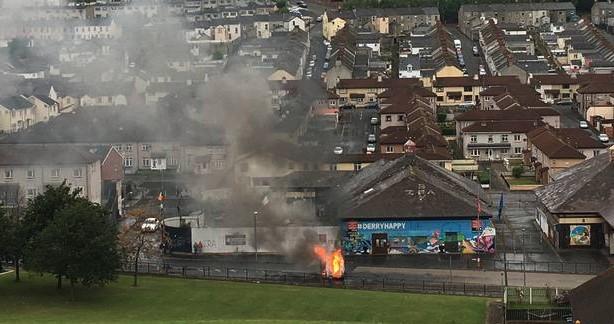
[
  {"x1": 264, "y1": 270, "x2": 267, "y2": 281},
  {"x1": 147, "y1": 263, "x2": 150, "y2": 274},
  {"x1": 443, "y1": 281, "x2": 446, "y2": 294},
  {"x1": 529, "y1": 288, "x2": 533, "y2": 304},
  {"x1": 463, "y1": 282, "x2": 466, "y2": 294},
  {"x1": 401, "y1": 279, "x2": 405, "y2": 291},
  {"x1": 362, "y1": 278, "x2": 365, "y2": 289},
  {"x1": 226, "y1": 268, "x2": 229, "y2": 279},
  {"x1": 245, "y1": 268, "x2": 248, "y2": 280},
  {"x1": 303, "y1": 272, "x2": 306, "y2": 283},
  {"x1": 203, "y1": 267, "x2": 206, "y2": 277},
  {"x1": 483, "y1": 284, "x2": 486, "y2": 296},
  {"x1": 382, "y1": 278, "x2": 385, "y2": 289},
  {"x1": 422, "y1": 280, "x2": 425, "y2": 292},
  {"x1": 182, "y1": 266, "x2": 186, "y2": 277}
]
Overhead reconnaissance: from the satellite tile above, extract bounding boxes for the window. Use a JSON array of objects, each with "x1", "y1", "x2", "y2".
[
  {"x1": 514, "y1": 147, "x2": 522, "y2": 154},
  {"x1": 488, "y1": 135, "x2": 494, "y2": 143},
  {"x1": 386, "y1": 146, "x2": 394, "y2": 153},
  {"x1": 214, "y1": 160, "x2": 225, "y2": 169},
  {"x1": 385, "y1": 115, "x2": 392, "y2": 122},
  {"x1": 501, "y1": 149, "x2": 509, "y2": 154},
  {"x1": 141, "y1": 144, "x2": 151, "y2": 151},
  {"x1": 435, "y1": 87, "x2": 443, "y2": 93},
  {"x1": 463, "y1": 86, "x2": 472, "y2": 92},
  {"x1": 4, "y1": 169, "x2": 13, "y2": 179},
  {"x1": 471, "y1": 149, "x2": 479, "y2": 156},
  {"x1": 143, "y1": 159, "x2": 151, "y2": 167},
  {"x1": 514, "y1": 135, "x2": 521, "y2": 141},
  {"x1": 501, "y1": 135, "x2": 508, "y2": 142},
  {"x1": 470, "y1": 135, "x2": 477, "y2": 143},
  {"x1": 27, "y1": 169, "x2": 35, "y2": 179},
  {"x1": 562, "y1": 84, "x2": 570, "y2": 89},
  {"x1": 26, "y1": 188, "x2": 37, "y2": 198},
  {"x1": 594, "y1": 150, "x2": 601, "y2": 157},
  {"x1": 464, "y1": 95, "x2": 472, "y2": 102},
  {"x1": 73, "y1": 168, "x2": 82, "y2": 178},
  {"x1": 397, "y1": 115, "x2": 403, "y2": 122},
  {"x1": 437, "y1": 96, "x2": 444, "y2": 102},
  {"x1": 51, "y1": 168, "x2": 60, "y2": 178},
  {"x1": 124, "y1": 144, "x2": 132, "y2": 152},
  {"x1": 124, "y1": 157, "x2": 133, "y2": 167}
]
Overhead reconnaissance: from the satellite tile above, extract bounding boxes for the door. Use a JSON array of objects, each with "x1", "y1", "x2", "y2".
[
  {"x1": 487, "y1": 149, "x2": 494, "y2": 160},
  {"x1": 371, "y1": 233, "x2": 388, "y2": 255}
]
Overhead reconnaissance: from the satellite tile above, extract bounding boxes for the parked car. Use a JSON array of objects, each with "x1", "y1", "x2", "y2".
[
  {"x1": 598, "y1": 133, "x2": 610, "y2": 143},
  {"x1": 333, "y1": 146, "x2": 343, "y2": 155},
  {"x1": 472, "y1": 45, "x2": 479, "y2": 56},
  {"x1": 579, "y1": 120, "x2": 588, "y2": 129},
  {"x1": 323, "y1": 62, "x2": 329, "y2": 69},
  {"x1": 323, "y1": 39, "x2": 330, "y2": 46},
  {"x1": 309, "y1": 60, "x2": 315, "y2": 67},
  {"x1": 141, "y1": 218, "x2": 160, "y2": 232},
  {"x1": 370, "y1": 117, "x2": 379, "y2": 125},
  {"x1": 312, "y1": 54, "x2": 317, "y2": 61},
  {"x1": 454, "y1": 39, "x2": 462, "y2": 49},
  {"x1": 367, "y1": 134, "x2": 376, "y2": 143},
  {"x1": 366, "y1": 143, "x2": 376, "y2": 153},
  {"x1": 316, "y1": 15, "x2": 322, "y2": 22},
  {"x1": 479, "y1": 65, "x2": 486, "y2": 76}
]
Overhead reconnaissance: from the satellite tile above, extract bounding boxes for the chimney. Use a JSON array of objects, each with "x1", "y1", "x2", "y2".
[
  {"x1": 570, "y1": 73, "x2": 577, "y2": 79},
  {"x1": 480, "y1": 122, "x2": 487, "y2": 126}
]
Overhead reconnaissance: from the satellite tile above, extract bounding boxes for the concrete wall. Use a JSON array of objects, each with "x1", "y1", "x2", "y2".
[{"x1": 191, "y1": 226, "x2": 340, "y2": 254}]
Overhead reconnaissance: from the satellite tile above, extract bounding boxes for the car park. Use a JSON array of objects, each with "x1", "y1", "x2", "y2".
[{"x1": 599, "y1": 133, "x2": 610, "y2": 143}]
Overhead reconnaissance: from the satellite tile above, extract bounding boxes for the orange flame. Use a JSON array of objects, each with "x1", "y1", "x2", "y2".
[{"x1": 313, "y1": 245, "x2": 345, "y2": 279}]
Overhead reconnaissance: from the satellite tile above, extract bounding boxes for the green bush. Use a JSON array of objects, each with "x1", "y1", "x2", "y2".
[
  {"x1": 437, "y1": 113, "x2": 447, "y2": 123},
  {"x1": 478, "y1": 171, "x2": 490, "y2": 184},
  {"x1": 512, "y1": 166, "x2": 524, "y2": 178}
]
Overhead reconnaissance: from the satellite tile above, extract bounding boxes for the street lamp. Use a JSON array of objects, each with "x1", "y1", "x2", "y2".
[{"x1": 253, "y1": 211, "x2": 259, "y2": 263}]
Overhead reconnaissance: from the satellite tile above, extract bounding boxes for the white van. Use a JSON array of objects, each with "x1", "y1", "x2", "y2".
[{"x1": 454, "y1": 39, "x2": 462, "y2": 49}]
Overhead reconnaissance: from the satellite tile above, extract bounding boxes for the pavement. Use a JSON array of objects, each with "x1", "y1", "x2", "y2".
[{"x1": 352, "y1": 266, "x2": 594, "y2": 289}]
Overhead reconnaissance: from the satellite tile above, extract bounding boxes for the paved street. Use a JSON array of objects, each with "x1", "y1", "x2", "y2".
[
  {"x1": 447, "y1": 25, "x2": 487, "y2": 76},
  {"x1": 353, "y1": 267, "x2": 594, "y2": 289},
  {"x1": 338, "y1": 109, "x2": 379, "y2": 154}
]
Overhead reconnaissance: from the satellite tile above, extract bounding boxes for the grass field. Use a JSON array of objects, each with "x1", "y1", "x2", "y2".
[
  {"x1": 0, "y1": 272, "x2": 488, "y2": 323},
  {"x1": 505, "y1": 177, "x2": 539, "y2": 186}
]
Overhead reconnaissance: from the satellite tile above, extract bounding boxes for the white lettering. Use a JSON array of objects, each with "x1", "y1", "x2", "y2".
[{"x1": 357, "y1": 222, "x2": 406, "y2": 231}]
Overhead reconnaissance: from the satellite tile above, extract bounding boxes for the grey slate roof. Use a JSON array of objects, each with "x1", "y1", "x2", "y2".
[
  {"x1": 535, "y1": 151, "x2": 614, "y2": 226},
  {"x1": 326, "y1": 154, "x2": 493, "y2": 219},
  {"x1": 0, "y1": 144, "x2": 101, "y2": 166},
  {"x1": 0, "y1": 95, "x2": 34, "y2": 110}
]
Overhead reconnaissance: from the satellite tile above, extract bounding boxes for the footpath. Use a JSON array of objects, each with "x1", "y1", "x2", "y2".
[{"x1": 353, "y1": 266, "x2": 594, "y2": 289}]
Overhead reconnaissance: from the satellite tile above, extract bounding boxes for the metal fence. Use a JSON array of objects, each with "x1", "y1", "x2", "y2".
[
  {"x1": 120, "y1": 261, "x2": 505, "y2": 298},
  {"x1": 505, "y1": 308, "x2": 572, "y2": 322}
]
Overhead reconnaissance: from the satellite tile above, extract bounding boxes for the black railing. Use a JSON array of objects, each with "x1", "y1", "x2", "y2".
[
  {"x1": 505, "y1": 308, "x2": 572, "y2": 322},
  {"x1": 120, "y1": 261, "x2": 506, "y2": 297}
]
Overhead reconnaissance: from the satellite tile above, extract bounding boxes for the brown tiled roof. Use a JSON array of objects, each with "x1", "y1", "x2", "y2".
[
  {"x1": 577, "y1": 82, "x2": 614, "y2": 94},
  {"x1": 529, "y1": 108, "x2": 560, "y2": 116},
  {"x1": 336, "y1": 78, "x2": 421, "y2": 89},
  {"x1": 462, "y1": 120, "x2": 543, "y2": 133},
  {"x1": 530, "y1": 72, "x2": 614, "y2": 86},
  {"x1": 380, "y1": 126, "x2": 410, "y2": 144},
  {"x1": 552, "y1": 128, "x2": 607, "y2": 149},
  {"x1": 0, "y1": 144, "x2": 101, "y2": 165},
  {"x1": 527, "y1": 127, "x2": 586, "y2": 159},
  {"x1": 434, "y1": 76, "x2": 520, "y2": 87},
  {"x1": 455, "y1": 109, "x2": 541, "y2": 121},
  {"x1": 479, "y1": 86, "x2": 508, "y2": 96}
]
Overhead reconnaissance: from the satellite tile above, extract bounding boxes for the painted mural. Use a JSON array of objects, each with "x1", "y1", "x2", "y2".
[
  {"x1": 570, "y1": 225, "x2": 590, "y2": 246},
  {"x1": 342, "y1": 219, "x2": 496, "y2": 255}
]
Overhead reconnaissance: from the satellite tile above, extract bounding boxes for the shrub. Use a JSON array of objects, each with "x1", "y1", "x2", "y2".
[{"x1": 512, "y1": 166, "x2": 524, "y2": 178}]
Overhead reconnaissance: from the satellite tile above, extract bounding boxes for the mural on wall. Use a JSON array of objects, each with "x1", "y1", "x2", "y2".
[
  {"x1": 570, "y1": 225, "x2": 591, "y2": 246},
  {"x1": 342, "y1": 219, "x2": 496, "y2": 255}
]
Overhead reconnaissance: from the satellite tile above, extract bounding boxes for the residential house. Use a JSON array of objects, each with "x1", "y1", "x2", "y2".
[
  {"x1": 525, "y1": 126, "x2": 607, "y2": 183},
  {"x1": 0, "y1": 108, "x2": 227, "y2": 175},
  {"x1": 459, "y1": 2, "x2": 576, "y2": 39},
  {"x1": 529, "y1": 73, "x2": 614, "y2": 104},
  {"x1": 455, "y1": 109, "x2": 546, "y2": 143},
  {"x1": 592, "y1": 1, "x2": 614, "y2": 26},
  {"x1": 577, "y1": 81, "x2": 614, "y2": 119},
  {"x1": 432, "y1": 75, "x2": 521, "y2": 106},
  {"x1": 0, "y1": 145, "x2": 104, "y2": 204},
  {"x1": 535, "y1": 147, "x2": 614, "y2": 256},
  {"x1": 461, "y1": 120, "x2": 544, "y2": 161},
  {"x1": 334, "y1": 77, "x2": 422, "y2": 106},
  {"x1": 0, "y1": 96, "x2": 36, "y2": 133}
]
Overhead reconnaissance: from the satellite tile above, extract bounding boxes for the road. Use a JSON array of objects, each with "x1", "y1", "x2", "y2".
[
  {"x1": 447, "y1": 25, "x2": 487, "y2": 77},
  {"x1": 337, "y1": 108, "x2": 379, "y2": 154},
  {"x1": 353, "y1": 267, "x2": 594, "y2": 289}
]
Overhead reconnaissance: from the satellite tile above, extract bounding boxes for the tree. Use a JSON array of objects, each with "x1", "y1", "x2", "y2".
[
  {"x1": 26, "y1": 199, "x2": 120, "y2": 299},
  {"x1": 0, "y1": 209, "x2": 25, "y2": 281},
  {"x1": 22, "y1": 182, "x2": 79, "y2": 288},
  {"x1": 118, "y1": 209, "x2": 160, "y2": 287}
]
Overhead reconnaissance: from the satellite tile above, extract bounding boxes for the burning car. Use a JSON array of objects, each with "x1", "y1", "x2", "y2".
[{"x1": 313, "y1": 245, "x2": 345, "y2": 279}]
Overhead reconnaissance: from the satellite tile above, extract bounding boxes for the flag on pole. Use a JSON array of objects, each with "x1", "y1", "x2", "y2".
[{"x1": 476, "y1": 197, "x2": 482, "y2": 215}]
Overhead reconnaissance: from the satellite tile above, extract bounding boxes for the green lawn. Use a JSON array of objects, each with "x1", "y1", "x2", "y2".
[
  {"x1": 506, "y1": 177, "x2": 539, "y2": 186},
  {"x1": 0, "y1": 272, "x2": 488, "y2": 323}
]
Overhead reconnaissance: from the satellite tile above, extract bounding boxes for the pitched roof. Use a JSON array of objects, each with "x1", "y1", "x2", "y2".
[
  {"x1": 552, "y1": 128, "x2": 607, "y2": 149},
  {"x1": 527, "y1": 127, "x2": 586, "y2": 159},
  {"x1": 336, "y1": 78, "x2": 421, "y2": 89},
  {"x1": 462, "y1": 120, "x2": 543, "y2": 133},
  {"x1": 0, "y1": 144, "x2": 101, "y2": 166},
  {"x1": 569, "y1": 267, "x2": 614, "y2": 324},
  {"x1": 455, "y1": 109, "x2": 541, "y2": 121},
  {"x1": 536, "y1": 149, "x2": 614, "y2": 226},
  {"x1": 326, "y1": 154, "x2": 493, "y2": 220},
  {"x1": 434, "y1": 75, "x2": 520, "y2": 87},
  {"x1": 0, "y1": 95, "x2": 34, "y2": 110}
]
